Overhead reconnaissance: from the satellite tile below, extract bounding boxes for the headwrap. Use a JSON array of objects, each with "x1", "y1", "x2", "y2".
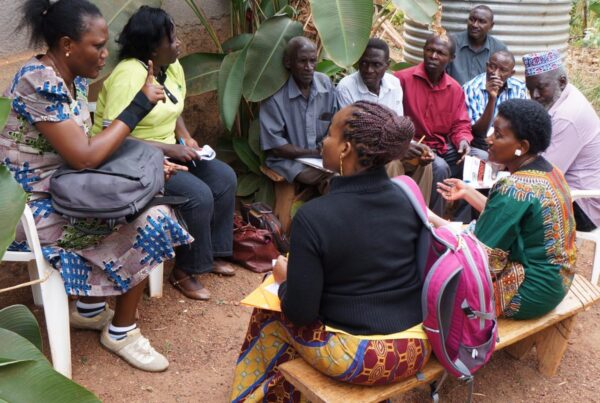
[{"x1": 522, "y1": 49, "x2": 562, "y2": 77}]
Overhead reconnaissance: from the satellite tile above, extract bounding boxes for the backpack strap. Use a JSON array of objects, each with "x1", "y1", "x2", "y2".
[
  {"x1": 390, "y1": 175, "x2": 429, "y2": 226},
  {"x1": 391, "y1": 175, "x2": 434, "y2": 281}
]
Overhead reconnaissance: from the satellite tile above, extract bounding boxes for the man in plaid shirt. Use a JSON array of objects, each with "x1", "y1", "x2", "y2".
[{"x1": 463, "y1": 50, "x2": 527, "y2": 151}]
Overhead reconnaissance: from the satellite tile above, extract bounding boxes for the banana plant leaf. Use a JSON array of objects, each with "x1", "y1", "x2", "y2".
[
  {"x1": 232, "y1": 137, "x2": 261, "y2": 175},
  {"x1": 91, "y1": 0, "x2": 162, "y2": 80},
  {"x1": 390, "y1": 61, "x2": 413, "y2": 71},
  {"x1": 242, "y1": 16, "x2": 304, "y2": 102},
  {"x1": 180, "y1": 53, "x2": 225, "y2": 96},
  {"x1": 237, "y1": 173, "x2": 263, "y2": 197},
  {"x1": 0, "y1": 305, "x2": 42, "y2": 351},
  {"x1": 222, "y1": 34, "x2": 253, "y2": 54},
  {"x1": 218, "y1": 49, "x2": 248, "y2": 131},
  {"x1": 259, "y1": 0, "x2": 289, "y2": 19},
  {"x1": 391, "y1": 0, "x2": 438, "y2": 25},
  {"x1": 254, "y1": 176, "x2": 275, "y2": 207},
  {"x1": 247, "y1": 119, "x2": 265, "y2": 165},
  {"x1": 309, "y1": 0, "x2": 373, "y2": 68},
  {"x1": 316, "y1": 59, "x2": 345, "y2": 77},
  {"x1": 0, "y1": 328, "x2": 100, "y2": 403},
  {"x1": 0, "y1": 164, "x2": 26, "y2": 260}
]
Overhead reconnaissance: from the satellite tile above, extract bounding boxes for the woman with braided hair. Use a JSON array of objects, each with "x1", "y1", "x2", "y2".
[{"x1": 230, "y1": 102, "x2": 430, "y2": 402}]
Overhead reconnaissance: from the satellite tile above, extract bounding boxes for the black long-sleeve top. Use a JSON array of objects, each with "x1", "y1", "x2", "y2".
[{"x1": 278, "y1": 167, "x2": 423, "y2": 335}]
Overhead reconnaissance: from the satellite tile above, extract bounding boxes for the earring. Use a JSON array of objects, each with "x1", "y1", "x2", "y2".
[
  {"x1": 339, "y1": 154, "x2": 344, "y2": 176},
  {"x1": 65, "y1": 52, "x2": 70, "y2": 58},
  {"x1": 514, "y1": 149, "x2": 522, "y2": 156}
]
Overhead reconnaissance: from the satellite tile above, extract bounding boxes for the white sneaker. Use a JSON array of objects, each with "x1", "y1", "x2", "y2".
[
  {"x1": 70, "y1": 305, "x2": 114, "y2": 331},
  {"x1": 100, "y1": 326, "x2": 169, "y2": 372}
]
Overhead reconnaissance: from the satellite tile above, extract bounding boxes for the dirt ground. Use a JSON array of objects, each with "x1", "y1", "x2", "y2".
[
  {"x1": 1, "y1": 240, "x2": 599, "y2": 403},
  {"x1": 2, "y1": 46, "x2": 600, "y2": 402}
]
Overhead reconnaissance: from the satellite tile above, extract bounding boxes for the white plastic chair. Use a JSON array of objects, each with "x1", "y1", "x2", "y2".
[
  {"x1": 3, "y1": 204, "x2": 72, "y2": 377},
  {"x1": 1, "y1": 205, "x2": 165, "y2": 378},
  {"x1": 571, "y1": 189, "x2": 600, "y2": 286}
]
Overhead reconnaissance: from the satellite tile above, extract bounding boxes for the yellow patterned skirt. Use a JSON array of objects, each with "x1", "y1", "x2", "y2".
[{"x1": 230, "y1": 309, "x2": 431, "y2": 403}]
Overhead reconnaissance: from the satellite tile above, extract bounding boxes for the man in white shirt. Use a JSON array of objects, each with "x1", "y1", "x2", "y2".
[
  {"x1": 337, "y1": 38, "x2": 404, "y2": 115},
  {"x1": 337, "y1": 38, "x2": 434, "y2": 203}
]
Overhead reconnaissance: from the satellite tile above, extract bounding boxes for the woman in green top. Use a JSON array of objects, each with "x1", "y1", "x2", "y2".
[
  {"x1": 434, "y1": 99, "x2": 576, "y2": 319},
  {"x1": 93, "y1": 7, "x2": 237, "y2": 301}
]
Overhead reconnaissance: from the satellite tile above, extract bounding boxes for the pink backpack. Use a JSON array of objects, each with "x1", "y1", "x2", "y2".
[{"x1": 392, "y1": 176, "x2": 497, "y2": 401}]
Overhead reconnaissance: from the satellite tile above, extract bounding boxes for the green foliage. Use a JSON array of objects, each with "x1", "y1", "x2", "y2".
[
  {"x1": 232, "y1": 137, "x2": 261, "y2": 175},
  {"x1": 242, "y1": 16, "x2": 304, "y2": 102},
  {"x1": 183, "y1": 0, "x2": 436, "y2": 203},
  {"x1": 0, "y1": 306, "x2": 100, "y2": 403},
  {"x1": 391, "y1": 0, "x2": 437, "y2": 24},
  {"x1": 0, "y1": 306, "x2": 42, "y2": 350},
  {"x1": 180, "y1": 53, "x2": 225, "y2": 96},
  {"x1": 219, "y1": 49, "x2": 248, "y2": 131},
  {"x1": 222, "y1": 34, "x2": 253, "y2": 53},
  {"x1": 91, "y1": 0, "x2": 162, "y2": 80},
  {"x1": 0, "y1": 148, "x2": 27, "y2": 259},
  {"x1": 310, "y1": 0, "x2": 374, "y2": 68}
]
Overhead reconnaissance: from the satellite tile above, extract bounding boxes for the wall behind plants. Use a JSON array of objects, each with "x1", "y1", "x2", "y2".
[{"x1": 0, "y1": 0, "x2": 230, "y2": 147}]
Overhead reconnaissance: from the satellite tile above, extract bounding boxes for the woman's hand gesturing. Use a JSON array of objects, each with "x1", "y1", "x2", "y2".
[
  {"x1": 141, "y1": 60, "x2": 166, "y2": 104},
  {"x1": 436, "y1": 178, "x2": 470, "y2": 201}
]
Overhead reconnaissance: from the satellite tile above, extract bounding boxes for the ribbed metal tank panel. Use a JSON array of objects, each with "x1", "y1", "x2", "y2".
[{"x1": 403, "y1": 0, "x2": 571, "y2": 77}]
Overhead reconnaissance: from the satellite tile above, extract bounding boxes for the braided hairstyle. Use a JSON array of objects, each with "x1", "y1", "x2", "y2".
[{"x1": 343, "y1": 101, "x2": 414, "y2": 169}]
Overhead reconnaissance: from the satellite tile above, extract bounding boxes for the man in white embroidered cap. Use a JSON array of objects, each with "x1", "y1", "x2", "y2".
[{"x1": 524, "y1": 49, "x2": 600, "y2": 232}]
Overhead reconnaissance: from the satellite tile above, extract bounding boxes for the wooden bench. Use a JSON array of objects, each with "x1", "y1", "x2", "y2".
[{"x1": 278, "y1": 274, "x2": 600, "y2": 403}]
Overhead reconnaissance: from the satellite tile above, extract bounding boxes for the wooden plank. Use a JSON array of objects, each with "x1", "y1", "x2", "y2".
[
  {"x1": 569, "y1": 276, "x2": 590, "y2": 306},
  {"x1": 504, "y1": 335, "x2": 535, "y2": 360},
  {"x1": 279, "y1": 358, "x2": 445, "y2": 403},
  {"x1": 572, "y1": 275, "x2": 600, "y2": 307},
  {"x1": 278, "y1": 274, "x2": 600, "y2": 401},
  {"x1": 535, "y1": 316, "x2": 575, "y2": 376},
  {"x1": 496, "y1": 288, "x2": 582, "y2": 349}
]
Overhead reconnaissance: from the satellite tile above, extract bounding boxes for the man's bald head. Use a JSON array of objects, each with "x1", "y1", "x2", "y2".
[
  {"x1": 284, "y1": 36, "x2": 318, "y2": 88},
  {"x1": 284, "y1": 37, "x2": 317, "y2": 65}
]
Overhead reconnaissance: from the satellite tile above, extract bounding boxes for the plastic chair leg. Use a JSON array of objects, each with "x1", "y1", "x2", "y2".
[
  {"x1": 39, "y1": 268, "x2": 72, "y2": 378},
  {"x1": 590, "y1": 234, "x2": 600, "y2": 286},
  {"x1": 149, "y1": 262, "x2": 164, "y2": 298},
  {"x1": 27, "y1": 260, "x2": 43, "y2": 306}
]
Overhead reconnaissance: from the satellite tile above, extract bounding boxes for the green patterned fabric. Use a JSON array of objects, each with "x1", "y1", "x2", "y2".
[{"x1": 474, "y1": 157, "x2": 576, "y2": 319}]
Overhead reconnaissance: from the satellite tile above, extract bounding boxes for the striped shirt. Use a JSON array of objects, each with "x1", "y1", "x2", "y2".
[{"x1": 463, "y1": 73, "x2": 527, "y2": 149}]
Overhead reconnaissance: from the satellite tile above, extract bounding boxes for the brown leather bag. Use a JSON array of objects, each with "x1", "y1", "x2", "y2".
[
  {"x1": 241, "y1": 202, "x2": 290, "y2": 253},
  {"x1": 232, "y1": 213, "x2": 279, "y2": 273}
]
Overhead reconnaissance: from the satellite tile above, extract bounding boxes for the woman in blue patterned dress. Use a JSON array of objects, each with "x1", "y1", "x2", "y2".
[{"x1": 1, "y1": 0, "x2": 192, "y2": 371}]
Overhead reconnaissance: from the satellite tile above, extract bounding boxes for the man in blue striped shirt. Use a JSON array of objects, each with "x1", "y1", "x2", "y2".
[{"x1": 463, "y1": 50, "x2": 527, "y2": 151}]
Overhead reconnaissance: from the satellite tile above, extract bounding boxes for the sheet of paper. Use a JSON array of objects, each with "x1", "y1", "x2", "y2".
[
  {"x1": 462, "y1": 155, "x2": 509, "y2": 189},
  {"x1": 295, "y1": 157, "x2": 333, "y2": 173},
  {"x1": 240, "y1": 274, "x2": 282, "y2": 312}
]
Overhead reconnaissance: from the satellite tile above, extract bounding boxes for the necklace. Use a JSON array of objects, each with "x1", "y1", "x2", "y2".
[{"x1": 44, "y1": 53, "x2": 76, "y2": 99}]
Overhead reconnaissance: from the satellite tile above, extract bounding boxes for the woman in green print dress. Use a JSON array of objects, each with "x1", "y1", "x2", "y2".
[{"x1": 434, "y1": 99, "x2": 576, "y2": 319}]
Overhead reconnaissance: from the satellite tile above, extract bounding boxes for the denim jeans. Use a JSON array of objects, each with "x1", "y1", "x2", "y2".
[
  {"x1": 164, "y1": 158, "x2": 237, "y2": 274},
  {"x1": 430, "y1": 143, "x2": 488, "y2": 218}
]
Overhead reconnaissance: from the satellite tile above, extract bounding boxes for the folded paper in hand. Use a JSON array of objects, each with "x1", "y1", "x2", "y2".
[
  {"x1": 240, "y1": 274, "x2": 281, "y2": 312},
  {"x1": 196, "y1": 145, "x2": 216, "y2": 160},
  {"x1": 462, "y1": 155, "x2": 510, "y2": 189}
]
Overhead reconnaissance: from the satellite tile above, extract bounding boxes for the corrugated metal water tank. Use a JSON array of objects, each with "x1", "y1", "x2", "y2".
[{"x1": 403, "y1": 0, "x2": 571, "y2": 77}]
